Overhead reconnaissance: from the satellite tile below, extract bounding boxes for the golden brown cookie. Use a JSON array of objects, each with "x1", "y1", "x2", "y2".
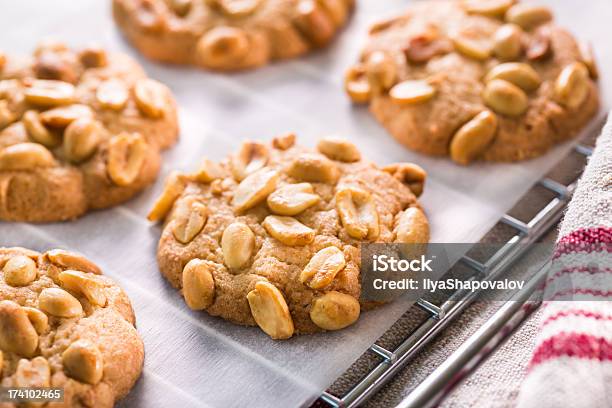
[
  {"x1": 0, "y1": 42, "x2": 179, "y2": 222},
  {"x1": 0, "y1": 247, "x2": 144, "y2": 408},
  {"x1": 344, "y1": 0, "x2": 599, "y2": 164},
  {"x1": 149, "y1": 134, "x2": 429, "y2": 339},
  {"x1": 112, "y1": 0, "x2": 355, "y2": 71}
]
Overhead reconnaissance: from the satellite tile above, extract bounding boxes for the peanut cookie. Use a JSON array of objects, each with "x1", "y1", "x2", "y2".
[
  {"x1": 112, "y1": 0, "x2": 354, "y2": 71},
  {"x1": 345, "y1": 0, "x2": 599, "y2": 164},
  {"x1": 0, "y1": 41, "x2": 179, "y2": 222},
  {"x1": 149, "y1": 134, "x2": 429, "y2": 339},
  {"x1": 0, "y1": 247, "x2": 144, "y2": 408}
]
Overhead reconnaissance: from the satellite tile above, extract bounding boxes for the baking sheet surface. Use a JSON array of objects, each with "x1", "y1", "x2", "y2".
[{"x1": 1, "y1": 1, "x2": 610, "y2": 407}]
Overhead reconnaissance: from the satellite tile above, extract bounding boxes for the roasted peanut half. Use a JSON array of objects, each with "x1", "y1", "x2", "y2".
[
  {"x1": 394, "y1": 207, "x2": 430, "y2": 243},
  {"x1": 107, "y1": 132, "x2": 148, "y2": 186},
  {"x1": 79, "y1": 46, "x2": 108, "y2": 68},
  {"x1": 38, "y1": 287, "x2": 83, "y2": 318},
  {"x1": 22, "y1": 307, "x2": 49, "y2": 334},
  {"x1": 0, "y1": 143, "x2": 56, "y2": 171},
  {"x1": 0, "y1": 300, "x2": 39, "y2": 357},
  {"x1": 62, "y1": 340, "x2": 104, "y2": 385},
  {"x1": 310, "y1": 291, "x2": 360, "y2": 330},
  {"x1": 300, "y1": 246, "x2": 346, "y2": 289},
  {"x1": 335, "y1": 187, "x2": 380, "y2": 240},
  {"x1": 172, "y1": 197, "x2": 208, "y2": 244},
  {"x1": 365, "y1": 51, "x2": 397, "y2": 94},
  {"x1": 267, "y1": 183, "x2": 320, "y2": 216},
  {"x1": 182, "y1": 259, "x2": 215, "y2": 310},
  {"x1": 485, "y1": 63, "x2": 541, "y2": 93},
  {"x1": 317, "y1": 137, "x2": 361, "y2": 163},
  {"x1": 247, "y1": 281, "x2": 294, "y2": 339},
  {"x1": 262, "y1": 215, "x2": 315, "y2": 246},
  {"x1": 287, "y1": 153, "x2": 339, "y2": 184},
  {"x1": 230, "y1": 140, "x2": 269, "y2": 181},
  {"x1": 389, "y1": 80, "x2": 436, "y2": 106},
  {"x1": 579, "y1": 41, "x2": 599, "y2": 80},
  {"x1": 293, "y1": 0, "x2": 335, "y2": 47},
  {"x1": 450, "y1": 110, "x2": 498, "y2": 165},
  {"x1": 16, "y1": 356, "x2": 51, "y2": 388},
  {"x1": 39, "y1": 104, "x2": 94, "y2": 128},
  {"x1": 170, "y1": 0, "x2": 192, "y2": 16},
  {"x1": 148, "y1": 172, "x2": 187, "y2": 221},
  {"x1": 192, "y1": 158, "x2": 224, "y2": 183},
  {"x1": 222, "y1": 222, "x2": 256, "y2": 270},
  {"x1": 272, "y1": 133, "x2": 296, "y2": 150},
  {"x1": 493, "y1": 24, "x2": 523, "y2": 61},
  {"x1": 452, "y1": 31, "x2": 492, "y2": 61},
  {"x1": 526, "y1": 27, "x2": 552, "y2": 61},
  {"x1": 45, "y1": 249, "x2": 102, "y2": 275},
  {"x1": 59, "y1": 270, "x2": 107, "y2": 307},
  {"x1": 554, "y1": 62, "x2": 590, "y2": 110},
  {"x1": 232, "y1": 167, "x2": 279, "y2": 213},
  {"x1": 344, "y1": 65, "x2": 371, "y2": 104},
  {"x1": 3, "y1": 255, "x2": 38, "y2": 287},
  {"x1": 196, "y1": 26, "x2": 250, "y2": 69},
  {"x1": 382, "y1": 163, "x2": 427, "y2": 197},
  {"x1": 0, "y1": 100, "x2": 16, "y2": 129},
  {"x1": 134, "y1": 78, "x2": 166, "y2": 118},
  {"x1": 22, "y1": 110, "x2": 61, "y2": 147},
  {"x1": 506, "y1": 4, "x2": 552, "y2": 30},
  {"x1": 24, "y1": 79, "x2": 75, "y2": 106},
  {"x1": 462, "y1": 0, "x2": 514, "y2": 17},
  {"x1": 482, "y1": 79, "x2": 528, "y2": 117},
  {"x1": 96, "y1": 79, "x2": 129, "y2": 111},
  {"x1": 64, "y1": 118, "x2": 102, "y2": 163},
  {"x1": 209, "y1": 0, "x2": 262, "y2": 17}
]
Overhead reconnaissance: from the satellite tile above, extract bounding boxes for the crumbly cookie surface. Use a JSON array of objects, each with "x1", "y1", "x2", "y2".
[
  {"x1": 345, "y1": 0, "x2": 599, "y2": 164},
  {"x1": 112, "y1": 0, "x2": 354, "y2": 71},
  {"x1": 150, "y1": 134, "x2": 429, "y2": 338},
  {"x1": 0, "y1": 42, "x2": 179, "y2": 222},
  {"x1": 0, "y1": 247, "x2": 144, "y2": 408}
]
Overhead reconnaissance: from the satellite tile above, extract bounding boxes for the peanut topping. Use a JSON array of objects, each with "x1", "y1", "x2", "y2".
[
  {"x1": 0, "y1": 300, "x2": 39, "y2": 357},
  {"x1": 22, "y1": 110, "x2": 61, "y2": 147},
  {"x1": 24, "y1": 79, "x2": 75, "y2": 106},
  {"x1": 192, "y1": 158, "x2": 224, "y2": 183},
  {"x1": 63, "y1": 117, "x2": 102, "y2": 163},
  {"x1": 554, "y1": 62, "x2": 590, "y2": 110},
  {"x1": 182, "y1": 259, "x2": 215, "y2": 310},
  {"x1": 39, "y1": 104, "x2": 94, "y2": 128},
  {"x1": 172, "y1": 197, "x2": 208, "y2": 244},
  {"x1": 232, "y1": 167, "x2": 279, "y2": 213},
  {"x1": 62, "y1": 340, "x2": 104, "y2": 385},
  {"x1": 262, "y1": 215, "x2": 315, "y2": 246},
  {"x1": 107, "y1": 132, "x2": 148, "y2": 186},
  {"x1": 16, "y1": 357, "x2": 50, "y2": 388},
  {"x1": 230, "y1": 140, "x2": 269, "y2": 181},
  {"x1": 96, "y1": 79, "x2": 129, "y2": 111},
  {"x1": 405, "y1": 34, "x2": 452, "y2": 64},
  {"x1": 293, "y1": 0, "x2": 335, "y2": 47},
  {"x1": 0, "y1": 143, "x2": 56, "y2": 171},
  {"x1": 485, "y1": 62, "x2": 541, "y2": 92},
  {"x1": 482, "y1": 79, "x2": 528, "y2": 117},
  {"x1": 38, "y1": 287, "x2": 83, "y2": 318},
  {"x1": 79, "y1": 46, "x2": 108, "y2": 68},
  {"x1": 247, "y1": 281, "x2": 294, "y2": 339},
  {"x1": 335, "y1": 187, "x2": 379, "y2": 240},
  {"x1": 389, "y1": 80, "x2": 436, "y2": 106},
  {"x1": 134, "y1": 78, "x2": 166, "y2": 118},
  {"x1": 450, "y1": 110, "x2": 498, "y2": 165},
  {"x1": 344, "y1": 65, "x2": 371, "y2": 103},
  {"x1": 222, "y1": 222, "x2": 256, "y2": 270},
  {"x1": 210, "y1": 0, "x2": 262, "y2": 17},
  {"x1": 147, "y1": 172, "x2": 187, "y2": 222},
  {"x1": 22, "y1": 307, "x2": 49, "y2": 334},
  {"x1": 300, "y1": 246, "x2": 346, "y2": 289},
  {"x1": 46, "y1": 249, "x2": 102, "y2": 275},
  {"x1": 506, "y1": 4, "x2": 552, "y2": 30},
  {"x1": 59, "y1": 270, "x2": 107, "y2": 307},
  {"x1": 196, "y1": 27, "x2": 250, "y2": 69},
  {"x1": 170, "y1": 0, "x2": 192, "y2": 16},
  {"x1": 317, "y1": 137, "x2": 361, "y2": 163},
  {"x1": 287, "y1": 153, "x2": 339, "y2": 183},
  {"x1": 267, "y1": 183, "x2": 320, "y2": 216},
  {"x1": 272, "y1": 133, "x2": 296, "y2": 150},
  {"x1": 579, "y1": 42, "x2": 599, "y2": 80},
  {"x1": 310, "y1": 291, "x2": 360, "y2": 330},
  {"x1": 394, "y1": 207, "x2": 430, "y2": 243},
  {"x1": 382, "y1": 163, "x2": 427, "y2": 197},
  {"x1": 463, "y1": 0, "x2": 514, "y2": 17},
  {"x1": 452, "y1": 30, "x2": 492, "y2": 60},
  {"x1": 493, "y1": 24, "x2": 523, "y2": 61},
  {"x1": 526, "y1": 27, "x2": 552, "y2": 61},
  {"x1": 3, "y1": 255, "x2": 37, "y2": 287},
  {"x1": 365, "y1": 51, "x2": 397, "y2": 93}
]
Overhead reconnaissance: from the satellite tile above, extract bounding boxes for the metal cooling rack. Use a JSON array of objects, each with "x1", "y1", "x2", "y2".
[{"x1": 317, "y1": 116, "x2": 605, "y2": 408}]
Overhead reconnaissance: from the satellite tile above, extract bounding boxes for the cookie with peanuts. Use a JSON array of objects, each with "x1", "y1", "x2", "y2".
[
  {"x1": 0, "y1": 41, "x2": 179, "y2": 222},
  {"x1": 345, "y1": 0, "x2": 599, "y2": 164},
  {"x1": 149, "y1": 134, "x2": 429, "y2": 339}
]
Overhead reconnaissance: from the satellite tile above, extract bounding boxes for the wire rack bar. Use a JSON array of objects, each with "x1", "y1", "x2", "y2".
[{"x1": 317, "y1": 122, "x2": 601, "y2": 408}]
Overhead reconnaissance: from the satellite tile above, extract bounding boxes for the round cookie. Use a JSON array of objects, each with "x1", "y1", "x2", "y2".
[
  {"x1": 344, "y1": 0, "x2": 599, "y2": 164},
  {"x1": 0, "y1": 42, "x2": 179, "y2": 222},
  {"x1": 149, "y1": 134, "x2": 429, "y2": 339},
  {"x1": 112, "y1": 0, "x2": 354, "y2": 71},
  {"x1": 0, "y1": 247, "x2": 144, "y2": 408}
]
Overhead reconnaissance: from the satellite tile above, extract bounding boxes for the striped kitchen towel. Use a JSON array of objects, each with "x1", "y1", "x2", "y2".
[{"x1": 517, "y1": 114, "x2": 612, "y2": 408}]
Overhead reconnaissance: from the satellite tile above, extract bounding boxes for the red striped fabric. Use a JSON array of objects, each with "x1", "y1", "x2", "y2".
[{"x1": 529, "y1": 332, "x2": 612, "y2": 368}]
